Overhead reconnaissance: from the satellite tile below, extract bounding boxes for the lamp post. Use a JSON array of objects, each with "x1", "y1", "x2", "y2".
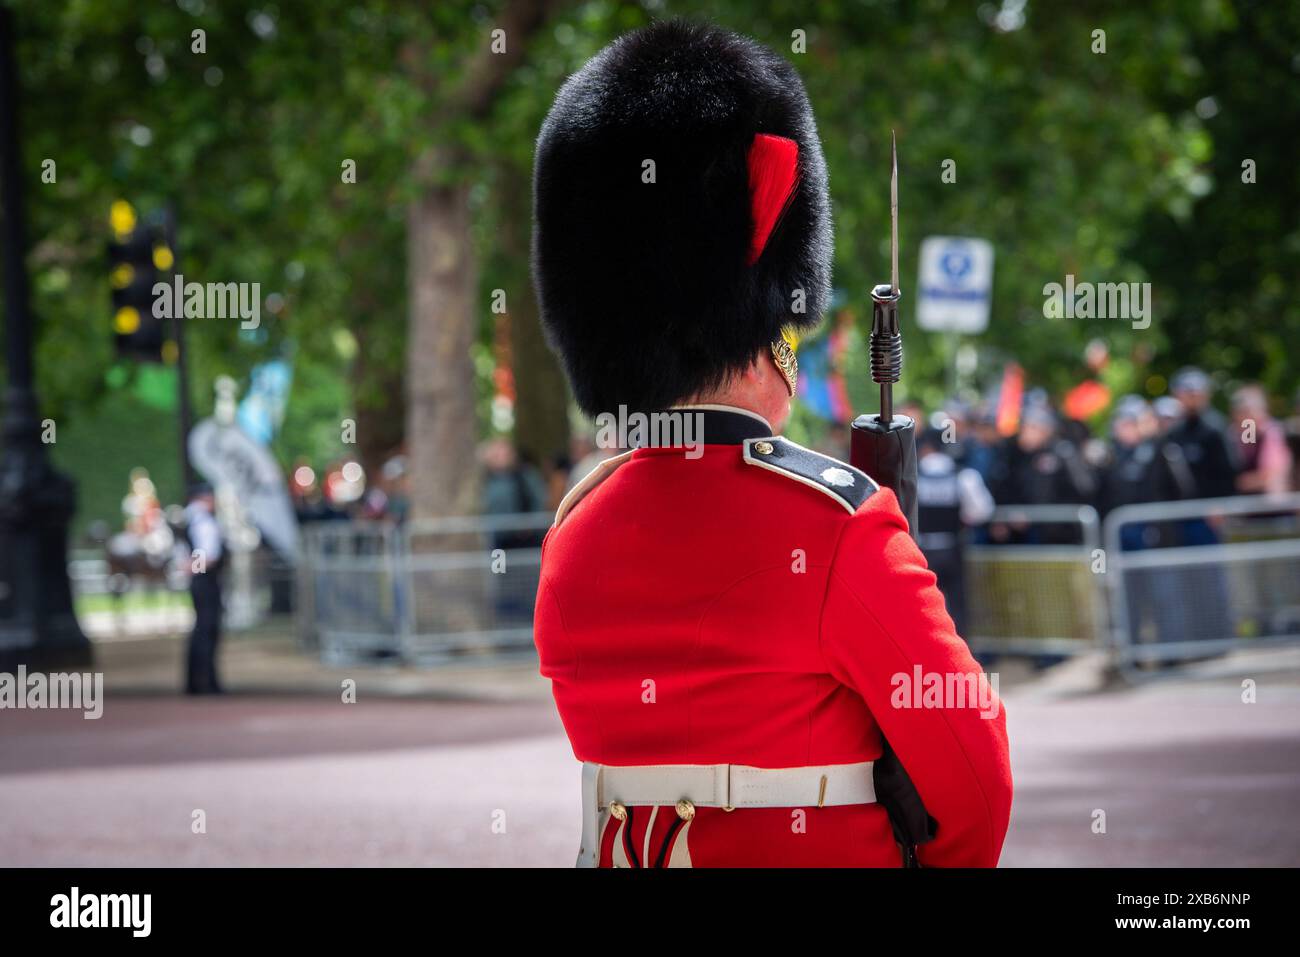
[{"x1": 0, "y1": 6, "x2": 91, "y2": 669}]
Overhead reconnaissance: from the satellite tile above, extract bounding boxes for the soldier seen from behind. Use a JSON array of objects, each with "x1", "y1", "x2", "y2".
[{"x1": 530, "y1": 21, "x2": 1011, "y2": 868}]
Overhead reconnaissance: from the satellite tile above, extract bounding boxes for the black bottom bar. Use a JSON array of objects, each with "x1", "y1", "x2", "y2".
[{"x1": 0, "y1": 867, "x2": 1281, "y2": 941}]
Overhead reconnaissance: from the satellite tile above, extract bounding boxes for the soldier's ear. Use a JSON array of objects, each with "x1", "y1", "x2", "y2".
[{"x1": 740, "y1": 350, "x2": 767, "y2": 383}]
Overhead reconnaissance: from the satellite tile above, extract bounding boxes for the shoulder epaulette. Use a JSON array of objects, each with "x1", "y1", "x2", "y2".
[
  {"x1": 554, "y1": 451, "x2": 634, "y2": 527},
  {"x1": 742, "y1": 436, "x2": 877, "y2": 513}
]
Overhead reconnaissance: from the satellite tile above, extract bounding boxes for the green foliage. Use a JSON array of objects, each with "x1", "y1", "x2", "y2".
[
  {"x1": 10, "y1": 0, "x2": 497, "y2": 524},
  {"x1": 48, "y1": 377, "x2": 183, "y2": 539},
  {"x1": 1131, "y1": 0, "x2": 1300, "y2": 401},
  {"x1": 658, "y1": 0, "x2": 1269, "y2": 417},
  {"x1": 4, "y1": 0, "x2": 1297, "y2": 532}
]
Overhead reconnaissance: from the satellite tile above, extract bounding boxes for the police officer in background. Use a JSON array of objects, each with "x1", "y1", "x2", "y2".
[
  {"x1": 988, "y1": 404, "x2": 1095, "y2": 543},
  {"x1": 1153, "y1": 395, "x2": 1183, "y2": 437},
  {"x1": 530, "y1": 21, "x2": 1011, "y2": 868},
  {"x1": 916, "y1": 427, "x2": 995, "y2": 639},
  {"x1": 1161, "y1": 369, "x2": 1237, "y2": 645},
  {"x1": 1097, "y1": 397, "x2": 1196, "y2": 647},
  {"x1": 1165, "y1": 367, "x2": 1238, "y2": 502},
  {"x1": 184, "y1": 483, "x2": 224, "y2": 695},
  {"x1": 1097, "y1": 396, "x2": 1196, "y2": 524}
]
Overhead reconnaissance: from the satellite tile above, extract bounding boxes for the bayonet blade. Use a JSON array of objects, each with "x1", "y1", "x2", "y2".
[{"x1": 890, "y1": 129, "x2": 898, "y2": 295}]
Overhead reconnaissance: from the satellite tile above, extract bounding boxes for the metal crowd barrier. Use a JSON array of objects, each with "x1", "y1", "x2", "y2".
[
  {"x1": 1103, "y1": 493, "x2": 1300, "y2": 670},
  {"x1": 300, "y1": 506, "x2": 1110, "y2": 666},
  {"x1": 298, "y1": 521, "x2": 404, "y2": 661},
  {"x1": 297, "y1": 494, "x2": 1300, "y2": 672},
  {"x1": 964, "y1": 504, "x2": 1105, "y2": 656},
  {"x1": 402, "y1": 514, "x2": 551, "y2": 664},
  {"x1": 299, "y1": 513, "x2": 553, "y2": 665}
]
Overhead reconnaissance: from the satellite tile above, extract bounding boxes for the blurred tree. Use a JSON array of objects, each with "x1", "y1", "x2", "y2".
[
  {"x1": 400, "y1": 0, "x2": 559, "y2": 519},
  {"x1": 1131, "y1": 0, "x2": 1300, "y2": 403},
  {"x1": 4, "y1": 0, "x2": 1296, "y2": 536},
  {"x1": 482, "y1": 3, "x2": 638, "y2": 471},
  {"x1": 494, "y1": 165, "x2": 570, "y2": 470},
  {"x1": 10, "y1": 0, "x2": 570, "y2": 522}
]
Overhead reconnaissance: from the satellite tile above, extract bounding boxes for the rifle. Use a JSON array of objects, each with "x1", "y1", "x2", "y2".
[{"x1": 848, "y1": 131, "x2": 936, "y2": 867}]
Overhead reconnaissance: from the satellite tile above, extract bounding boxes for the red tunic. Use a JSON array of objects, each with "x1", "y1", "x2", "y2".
[{"x1": 535, "y1": 408, "x2": 1013, "y2": 867}]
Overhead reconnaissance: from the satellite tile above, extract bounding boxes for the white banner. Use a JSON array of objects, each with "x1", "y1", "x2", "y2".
[{"x1": 188, "y1": 418, "x2": 299, "y2": 560}]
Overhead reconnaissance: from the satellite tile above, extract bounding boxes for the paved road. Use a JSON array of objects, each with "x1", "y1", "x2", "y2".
[{"x1": 2, "y1": 680, "x2": 1298, "y2": 866}]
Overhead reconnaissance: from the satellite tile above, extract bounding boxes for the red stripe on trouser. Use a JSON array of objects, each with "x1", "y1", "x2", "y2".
[{"x1": 600, "y1": 806, "x2": 687, "y2": 868}]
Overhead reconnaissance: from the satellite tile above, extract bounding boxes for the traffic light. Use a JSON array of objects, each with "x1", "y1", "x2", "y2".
[{"x1": 108, "y1": 200, "x2": 175, "y2": 362}]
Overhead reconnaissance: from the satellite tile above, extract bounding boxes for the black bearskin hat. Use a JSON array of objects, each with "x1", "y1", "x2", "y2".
[{"x1": 532, "y1": 19, "x2": 832, "y2": 416}]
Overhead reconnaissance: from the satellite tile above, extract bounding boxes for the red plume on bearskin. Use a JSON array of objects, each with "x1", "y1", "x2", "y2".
[{"x1": 746, "y1": 134, "x2": 800, "y2": 265}]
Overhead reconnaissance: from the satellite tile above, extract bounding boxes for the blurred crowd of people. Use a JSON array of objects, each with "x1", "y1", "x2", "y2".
[
  {"x1": 290, "y1": 453, "x2": 410, "y2": 525},
  {"x1": 911, "y1": 367, "x2": 1296, "y2": 525},
  {"x1": 900, "y1": 367, "x2": 1298, "y2": 640},
  {"x1": 474, "y1": 365, "x2": 1299, "y2": 531},
  {"x1": 462, "y1": 366, "x2": 1297, "y2": 645}
]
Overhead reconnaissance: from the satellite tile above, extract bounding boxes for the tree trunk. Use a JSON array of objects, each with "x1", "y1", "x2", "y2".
[
  {"x1": 351, "y1": 326, "x2": 405, "y2": 478},
  {"x1": 405, "y1": 183, "x2": 479, "y2": 521}
]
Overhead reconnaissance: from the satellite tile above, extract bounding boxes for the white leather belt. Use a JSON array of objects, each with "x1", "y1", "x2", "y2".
[{"x1": 577, "y1": 760, "x2": 875, "y2": 867}]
